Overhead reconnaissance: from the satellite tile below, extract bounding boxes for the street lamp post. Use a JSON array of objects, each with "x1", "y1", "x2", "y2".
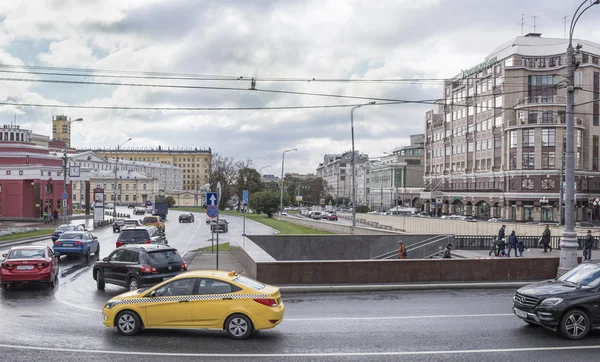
[
  {"x1": 540, "y1": 196, "x2": 549, "y2": 222},
  {"x1": 114, "y1": 138, "x2": 132, "y2": 216},
  {"x1": 560, "y1": 0, "x2": 600, "y2": 275},
  {"x1": 280, "y1": 149, "x2": 297, "y2": 214},
  {"x1": 259, "y1": 165, "x2": 270, "y2": 179},
  {"x1": 62, "y1": 118, "x2": 83, "y2": 224},
  {"x1": 351, "y1": 102, "x2": 376, "y2": 227}
]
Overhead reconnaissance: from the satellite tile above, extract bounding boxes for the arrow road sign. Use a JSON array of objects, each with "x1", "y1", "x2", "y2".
[
  {"x1": 62, "y1": 192, "x2": 69, "y2": 200},
  {"x1": 242, "y1": 190, "x2": 249, "y2": 205},
  {"x1": 206, "y1": 192, "x2": 218, "y2": 206},
  {"x1": 206, "y1": 205, "x2": 219, "y2": 218}
]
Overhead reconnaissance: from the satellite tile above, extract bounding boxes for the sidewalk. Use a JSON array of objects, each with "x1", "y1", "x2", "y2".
[
  {"x1": 452, "y1": 248, "x2": 586, "y2": 259},
  {"x1": 187, "y1": 250, "x2": 245, "y2": 272}
]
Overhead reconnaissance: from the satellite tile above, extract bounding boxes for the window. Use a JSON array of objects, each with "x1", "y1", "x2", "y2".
[
  {"x1": 528, "y1": 75, "x2": 557, "y2": 99},
  {"x1": 542, "y1": 179, "x2": 555, "y2": 190},
  {"x1": 594, "y1": 136, "x2": 599, "y2": 171},
  {"x1": 583, "y1": 53, "x2": 589, "y2": 64},
  {"x1": 468, "y1": 142, "x2": 473, "y2": 152},
  {"x1": 528, "y1": 111, "x2": 538, "y2": 124},
  {"x1": 495, "y1": 116, "x2": 502, "y2": 127},
  {"x1": 494, "y1": 135, "x2": 501, "y2": 148},
  {"x1": 594, "y1": 72, "x2": 599, "y2": 126},
  {"x1": 510, "y1": 131, "x2": 517, "y2": 148},
  {"x1": 45, "y1": 184, "x2": 52, "y2": 194},
  {"x1": 577, "y1": 129, "x2": 583, "y2": 148},
  {"x1": 542, "y1": 129, "x2": 555, "y2": 146},
  {"x1": 510, "y1": 152, "x2": 517, "y2": 170},
  {"x1": 522, "y1": 129, "x2": 535, "y2": 147},
  {"x1": 522, "y1": 179, "x2": 534, "y2": 190},
  {"x1": 522, "y1": 152, "x2": 535, "y2": 169},
  {"x1": 197, "y1": 278, "x2": 241, "y2": 294},
  {"x1": 155, "y1": 279, "x2": 196, "y2": 297},
  {"x1": 542, "y1": 152, "x2": 555, "y2": 169},
  {"x1": 542, "y1": 112, "x2": 553, "y2": 124},
  {"x1": 495, "y1": 96, "x2": 502, "y2": 108}
]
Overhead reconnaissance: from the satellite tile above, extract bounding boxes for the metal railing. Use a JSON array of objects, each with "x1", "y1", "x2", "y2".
[
  {"x1": 454, "y1": 235, "x2": 598, "y2": 250},
  {"x1": 372, "y1": 235, "x2": 453, "y2": 260}
]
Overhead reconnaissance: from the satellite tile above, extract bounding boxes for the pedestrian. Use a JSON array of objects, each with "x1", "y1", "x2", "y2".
[
  {"x1": 490, "y1": 225, "x2": 506, "y2": 256},
  {"x1": 584, "y1": 230, "x2": 595, "y2": 261},
  {"x1": 53, "y1": 209, "x2": 58, "y2": 223},
  {"x1": 541, "y1": 224, "x2": 552, "y2": 252},
  {"x1": 43, "y1": 211, "x2": 48, "y2": 224},
  {"x1": 517, "y1": 238, "x2": 525, "y2": 257},
  {"x1": 398, "y1": 241, "x2": 407, "y2": 259},
  {"x1": 507, "y1": 231, "x2": 519, "y2": 257},
  {"x1": 497, "y1": 238, "x2": 506, "y2": 257},
  {"x1": 442, "y1": 244, "x2": 452, "y2": 259}
]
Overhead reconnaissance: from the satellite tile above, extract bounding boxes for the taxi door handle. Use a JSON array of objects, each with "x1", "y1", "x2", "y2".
[
  {"x1": 222, "y1": 297, "x2": 232, "y2": 300},
  {"x1": 179, "y1": 300, "x2": 189, "y2": 303}
]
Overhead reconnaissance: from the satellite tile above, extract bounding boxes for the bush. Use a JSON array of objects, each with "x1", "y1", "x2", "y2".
[{"x1": 355, "y1": 205, "x2": 370, "y2": 213}]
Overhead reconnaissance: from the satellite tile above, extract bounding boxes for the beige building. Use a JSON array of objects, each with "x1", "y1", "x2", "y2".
[
  {"x1": 423, "y1": 33, "x2": 600, "y2": 222},
  {"x1": 73, "y1": 169, "x2": 156, "y2": 206},
  {"x1": 52, "y1": 115, "x2": 73, "y2": 148}
]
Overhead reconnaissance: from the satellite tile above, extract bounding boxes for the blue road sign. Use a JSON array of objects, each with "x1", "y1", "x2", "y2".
[
  {"x1": 206, "y1": 205, "x2": 219, "y2": 218},
  {"x1": 242, "y1": 190, "x2": 249, "y2": 204},
  {"x1": 62, "y1": 192, "x2": 69, "y2": 200},
  {"x1": 206, "y1": 192, "x2": 218, "y2": 206}
]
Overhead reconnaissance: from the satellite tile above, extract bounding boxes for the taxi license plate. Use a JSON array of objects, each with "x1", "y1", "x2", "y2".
[
  {"x1": 514, "y1": 309, "x2": 528, "y2": 318},
  {"x1": 62, "y1": 244, "x2": 73, "y2": 247},
  {"x1": 17, "y1": 265, "x2": 34, "y2": 270}
]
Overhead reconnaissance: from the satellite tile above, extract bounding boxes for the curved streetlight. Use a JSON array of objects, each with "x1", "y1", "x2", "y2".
[
  {"x1": 113, "y1": 138, "x2": 132, "y2": 215},
  {"x1": 559, "y1": 0, "x2": 600, "y2": 275},
  {"x1": 280, "y1": 149, "x2": 297, "y2": 214},
  {"x1": 351, "y1": 102, "x2": 376, "y2": 227},
  {"x1": 62, "y1": 118, "x2": 83, "y2": 224},
  {"x1": 259, "y1": 165, "x2": 270, "y2": 178}
]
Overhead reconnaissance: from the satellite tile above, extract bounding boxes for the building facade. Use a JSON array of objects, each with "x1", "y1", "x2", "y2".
[
  {"x1": 316, "y1": 151, "x2": 369, "y2": 200},
  {"x1": 52, "y1": 115, "x2": 73, "y2": 148},
  {"x1": 423, "y1": 33, "x2": 600, "y2": 222},
  {"x1": 78, "y1": 147, "x2": 211, "y2": 191}
]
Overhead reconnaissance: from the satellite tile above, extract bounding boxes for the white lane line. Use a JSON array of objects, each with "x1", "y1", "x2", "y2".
[
  {"x1": 285, "y1": 313, "x2": 513, "y2": 321},
  {"x1": 0, "y1": 343, "x2": 599, "y2": 357},
  {"x1": 54, "y1": 292, "x2": 102, "y2": 313}
]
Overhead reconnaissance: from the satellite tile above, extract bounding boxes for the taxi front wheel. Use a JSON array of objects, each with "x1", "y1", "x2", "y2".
[
  {"x1": 225, "y1": 314, "x2": 253, "y2": 340},
  {"x1": 116, "y1": 311, "x2": 142, "y2": 336}
]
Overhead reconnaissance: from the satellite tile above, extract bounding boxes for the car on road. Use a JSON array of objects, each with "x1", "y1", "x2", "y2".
[
  {"x1": 146, "y1": 207, "x2": 153, "y2": 214},
  {"x1": 513, "y1": 261, "x2": 600, "y2": 340},
  {"x1": 142, "y1": 216, "x2": 165, "y2": 232},
  {"x1": 280, "y1": 211, "x2": 288, "y2": 216},
  {"x1": 53, "y1": 230, "x2": 100, "y2": 259},
  {"x1": 0, "y1": 246, "x2": 59, "y2": 289},
  {"x1": 93, "y1": 244, "x2": 187, "y2": 292},
  {"x1": 52, "y1": 224, "x2": 86, "y2": 242},
  {"x1": 122, "y1": 219, "x2": 143, "y2": 229},
  {"x1": 179, "y1": 213, "x2": 195, "y2": 223},
  {"x1": 576, "y1": 222, "x2": 596, "y2": 228},
  {"x1": 101, "y1": 270, "x2": 284, "y2": 339},
  {"x1": 327, "y1": 213, "x2": 338, "y2": 221},
  {"x1": 116, "y1": 226, "x2": 167, "y2": 248},
  {"x1": 106, "y1": 203, "x2": 115, "y2": 210},
  {"x1": 311, "y1": 211, "x2": 322, "y2": 220},
  {"x1": 113, "y1": 218, "x2": 126, "y2": 233},
  {"x1": 211, "y1": 219, "x2": 229, "y2": 233},
  {"x1": 133, "y1": 207, "x2": 146, "y2": 215},
  {"x1": 206, "y1": 217, "x2": 216, "y2": 224},
  {"x1": 127, "y1": 203, "x2": 135, "y2": 209}
]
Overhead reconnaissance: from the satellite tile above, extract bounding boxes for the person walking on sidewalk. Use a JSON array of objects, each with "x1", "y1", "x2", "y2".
[
  {"x1": 497, "y1": 238, "x2": 507, "y2": 257},
  {"x1": 517, "y1": 238, "x2": 525, "y2": 257},
  {"x1": 584, "y1": 230, "x2": 595, "y2": 261},
  {"x1": 507, "y1": 231, "x2": 519, "y2": 257},
  {"x1": 541, "y1": 225, "x2": 552, "y2": 253},
  {"x1": 490, "y1": 225, "x2": 506, "y2": 256},
  {"x1": 398, "y1": 241, "x2": 407, "y2": 259},
  {"x1": 442, "y1": 244, "x2": 452, "y2": 258},
  {"x1": 53, "y1": 209, "x2": 59, "y2": 223}
]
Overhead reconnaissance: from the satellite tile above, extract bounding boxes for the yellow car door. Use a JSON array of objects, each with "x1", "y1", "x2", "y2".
[
  {"x1": 191, "y1": 278, "x2": 241, "y2": 328},
  {"x1": 144, "y1": 278, "x2": 197, "y2": 328}
]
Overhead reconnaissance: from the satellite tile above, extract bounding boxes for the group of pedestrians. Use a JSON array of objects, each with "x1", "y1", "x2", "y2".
[{"x1": 43, "y1": 209, "x2": 59, "y2": 224}]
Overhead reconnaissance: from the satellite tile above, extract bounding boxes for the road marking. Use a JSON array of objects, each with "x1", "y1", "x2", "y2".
[
  {"x1": 54, "y1": 291, "x2": 102, "y2": 312},
  {"x1": 285, "y1": 313, "x2": 513, "y2": 321},
  {"x1": 0, "y1": 343, "x2": 599, "y2": 357}
]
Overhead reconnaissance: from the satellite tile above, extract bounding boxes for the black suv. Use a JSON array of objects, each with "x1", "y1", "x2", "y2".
[
  {"x1": 179, "y1": 213, "x2": 194, "y2": 223},
  {"x1": 92, "y1": 245, "x2": 187, "y2": 291},
  {"x1": 113, "y1": 218, "x2": 125, "y2": 233},
  {"x1": 116, "y1": 226, "x2": 167, "y2": 248},
  {"x1": 513, "y1": 260, "x2": 600, "y2": 340},
  {"x1": 211, "y1": 219, "x2": 229, "y2": 233}
]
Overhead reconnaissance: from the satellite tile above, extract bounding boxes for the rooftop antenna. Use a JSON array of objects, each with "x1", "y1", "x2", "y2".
[
  {"x1": 563, "y1": 16, "x2": 567, "y2": 38},
  {"x1": 533, "y1": 15, "x2": 537, "y2": 33},
  {"x1": 521, "y1": 14, "x2": 524, "y2": 36}
]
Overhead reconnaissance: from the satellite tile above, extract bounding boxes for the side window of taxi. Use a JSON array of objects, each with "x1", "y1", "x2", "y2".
[
  {"x1": 154, "y1": 279, "x2": 196, "y2": 297},
  {"x1": 198, "y1": 278, "x2": 241, "y2": 294}
]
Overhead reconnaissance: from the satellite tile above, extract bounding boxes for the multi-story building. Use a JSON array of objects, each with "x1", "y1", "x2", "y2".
[
  {"x1": 78, "y1": 146, "x2": 211, "y2": 191},
  {"x1": 51, "y1": 115, "x2": 73, "y2": 148},
  {"x1": 262, "y1": 174, "x2": 280, "y2": 182},
  {"x1": 78, "y1": 169, "x2": 156, "y2": 206},
  {"x1": 316, "y1": 151, "x2": 369, "y2": 200},
  {"x1": 423, "y1": 33, "x2": 600, "y2": 222}
]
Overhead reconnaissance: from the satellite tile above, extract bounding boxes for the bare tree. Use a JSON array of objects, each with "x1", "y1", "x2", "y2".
[{"x1": 208, "y1": 153, "x2": 244, "y2": 209}]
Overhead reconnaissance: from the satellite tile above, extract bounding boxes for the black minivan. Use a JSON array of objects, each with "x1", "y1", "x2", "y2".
[{"x1": 92, "y1": 244, "x2": 187, "y2": 291}]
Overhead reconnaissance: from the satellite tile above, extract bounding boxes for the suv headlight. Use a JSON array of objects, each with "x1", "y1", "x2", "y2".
[
  {"x1": 540, "y1": 298, "x2": 563, "y2": 307},
  {"x1": 104, "y1": 301, "x2": 118, "y2": 309}
]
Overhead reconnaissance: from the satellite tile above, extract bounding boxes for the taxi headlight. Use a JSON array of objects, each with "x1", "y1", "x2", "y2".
[
  {"x1": 104, "y1": 301, "x2": 118, "y2": 309},
  {"x1": 540, "y1": 298, "x2": 563, "y2": 307}
]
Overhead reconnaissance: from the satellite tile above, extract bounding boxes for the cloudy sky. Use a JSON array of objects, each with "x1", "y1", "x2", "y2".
[{"x1": 0, "y1": 0, "x2": 598, "y2": 174}]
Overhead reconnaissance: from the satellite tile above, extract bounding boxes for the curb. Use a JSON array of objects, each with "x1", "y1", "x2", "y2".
[
  {"x1": 0, "y1": 235, "x2": 52, "y2": 249},
  {"x1": 278, "y1": 281, "x2": 535, "y2": 294}
]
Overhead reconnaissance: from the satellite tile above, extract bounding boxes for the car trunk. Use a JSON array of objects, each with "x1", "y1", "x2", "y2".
[
  {"x1": 145, "y1": 250, "x2": 185, "y2": 274},
  {"x1": 3, "y1": 258, "x2": 48, "y2": 274}
]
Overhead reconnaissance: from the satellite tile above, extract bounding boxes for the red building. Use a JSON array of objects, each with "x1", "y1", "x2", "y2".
[{"x1": 0, "y1": 125, "x2": 74, "y2": 220}]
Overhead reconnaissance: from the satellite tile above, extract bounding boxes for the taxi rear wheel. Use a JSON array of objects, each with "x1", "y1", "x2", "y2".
[
  {"x1": 116, "y1": 311, "x2": 142, "y2": 336},
  {"x1": 225, "y1": 314, "x2": 253, "y2": 340}
]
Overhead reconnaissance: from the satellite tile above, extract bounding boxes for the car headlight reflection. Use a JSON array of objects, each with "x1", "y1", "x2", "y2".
[
  {"x1": 540, "y1": 298, "x2": 563, "y2": 306},
  {"x1": 104, "y1": 301, "x2": 117, "y2": 309}
]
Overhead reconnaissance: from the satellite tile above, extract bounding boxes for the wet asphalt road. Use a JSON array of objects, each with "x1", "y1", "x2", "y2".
[{"x1": 1, "y1": 209, "x2": 600, "y2": 361}]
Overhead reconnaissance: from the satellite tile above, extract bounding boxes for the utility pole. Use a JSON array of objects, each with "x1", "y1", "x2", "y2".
[{"x1": 62, "y1": 118, "x2": 82, "y2": 224}]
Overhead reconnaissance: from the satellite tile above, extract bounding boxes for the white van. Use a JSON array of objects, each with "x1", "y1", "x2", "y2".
[
  {"x1": 106, "y1": 203, "x2": 115, "y2": 210},
  {"x1": 311, "y1": 211, "x2": 322, "y2": 220}
]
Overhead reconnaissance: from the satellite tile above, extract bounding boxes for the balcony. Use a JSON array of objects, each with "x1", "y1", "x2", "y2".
[{"x1": 515, "y1": 96, "x2": 566, "y2": 110}]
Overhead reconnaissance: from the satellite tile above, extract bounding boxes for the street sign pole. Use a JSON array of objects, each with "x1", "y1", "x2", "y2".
[
  {"x1": 242, "y1": 190, "x2": 249, "y2": 239},
  {"x1": 216, "y1": 183, "x2": 221, "y2": 271}
]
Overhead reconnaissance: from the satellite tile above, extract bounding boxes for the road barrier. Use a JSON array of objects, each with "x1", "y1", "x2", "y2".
[
  {"x1": 103, "y1": 211, "x2": 131, "y2": 218},
  {"x1": 94, "y1": 218, "x2": 116, "y2": 230}
]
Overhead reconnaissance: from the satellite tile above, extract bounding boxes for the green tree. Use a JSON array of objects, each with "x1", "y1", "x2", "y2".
[
  {"x1": 356, "y1": 205, "x2": 370, "y2": 213},
  {"x1": 249, "y1": 190, "x2": 280, "y2": 217},
  {"x1": 235, "y1": 168, "x2": 263, "y2": 211},
  {"x1": 164, "y1": 196, "x2": 176, "y2": 207}
]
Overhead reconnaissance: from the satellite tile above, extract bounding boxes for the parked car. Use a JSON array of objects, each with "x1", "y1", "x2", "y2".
[
  {"x1": 211, "y1": 220, "x2": 229, "y2": 233},
  {"x1": 327, "y1": 213, "x2": 338, "y2": 221},
  {"x1": 280, "y1": 211, "x2": 288, "y2": 216},
  {"x1": 116, "y1": 226, "x2": 167, "y2": 248},
  {"x1": 52, "y1": 224, "x2": 86, "y2": 242},
  {"x1": 133, "y1": 207, "x2": 146, "y2": 215},
  {"x1": 513, "y1": 261, "x2": 600, "y2": 340},
  {"x1": 142, "y1": 216, "x2": 165, "y2": 232},
  {"x1": 311, "y1": 211, "x2": 322, "y2": 220},
  {"x1": 1, "y1": 245, "x2": 59, "y2": 289},
  {"x1": 93, "y1": 244, "x2": 187, "y2": 291},
  {"x1": 53, "y1": 231, "x2": 100, "y2": 259},
  {"x1": 101, "y1": 270, "x2": 283, "y2": 339},
  {"x1": 206, "y1": 217, "x2": 215, "y2": 224},
  {"x1": 179, "y1": 213, "x2": 195, "y2": 223},
  {"x1": 113, "y1": 218, "x2": 126, "y2": 233},
  {"x1": 127, "y1": 203, "x2": 136, "y2": 209},
  {"x1": 576, "y1": 222, "x2": 596, "y2": 228}
]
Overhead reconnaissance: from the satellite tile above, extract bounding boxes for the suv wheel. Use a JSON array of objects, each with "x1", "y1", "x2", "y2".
[
  {"x1": 96, "y1": 270, "x2": 105, "y2": 290},
  {"x1": 116, "y1": 310, "x2": 142, "y2": 336},
  {"x1": 560, "y1": 309, "x2": 590, "y2": 340},
  {"x1": 225, "y1": 314, "x2": 253, "y2": 340},
  {"x1": 128, "y1": 277, "x2": 140, "y2": 291}
]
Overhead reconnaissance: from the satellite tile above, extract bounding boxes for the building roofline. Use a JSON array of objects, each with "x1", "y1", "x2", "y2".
[{"x1": 77, "y1": 147, "x2": 211, "y2": 154}]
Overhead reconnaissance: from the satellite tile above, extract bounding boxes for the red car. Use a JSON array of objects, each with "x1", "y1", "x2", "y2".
[
  {"x1": 1, "y1": 246, "x2": 59, "y2": 289},
  {"x1": 327, "y1": 213, "x2": 338, "y2": 221}
]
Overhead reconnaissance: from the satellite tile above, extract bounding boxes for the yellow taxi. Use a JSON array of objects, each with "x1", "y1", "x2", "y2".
[{"x1": 102, "y1": 270, "x2": 284, "y2": 339}]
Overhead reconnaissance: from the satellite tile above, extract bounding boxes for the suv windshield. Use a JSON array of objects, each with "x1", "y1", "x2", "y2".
[
  {"x1": 146, "y1": 250, "x2": 182, "y2": 265},
  {"x1": 143, "y1": 217, "x2": 158, "y2": 223},
  {"x1": 119, "y1": 229, "x2": 149, "y2": 243},
  {"x1": 558, "y1": 263, "x2": 600, "y2": 287}
]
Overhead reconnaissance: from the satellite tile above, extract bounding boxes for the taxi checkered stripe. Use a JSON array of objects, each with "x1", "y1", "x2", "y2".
[{"x1": 113, "y1": 293, "x2": 268, "y2": 306}]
